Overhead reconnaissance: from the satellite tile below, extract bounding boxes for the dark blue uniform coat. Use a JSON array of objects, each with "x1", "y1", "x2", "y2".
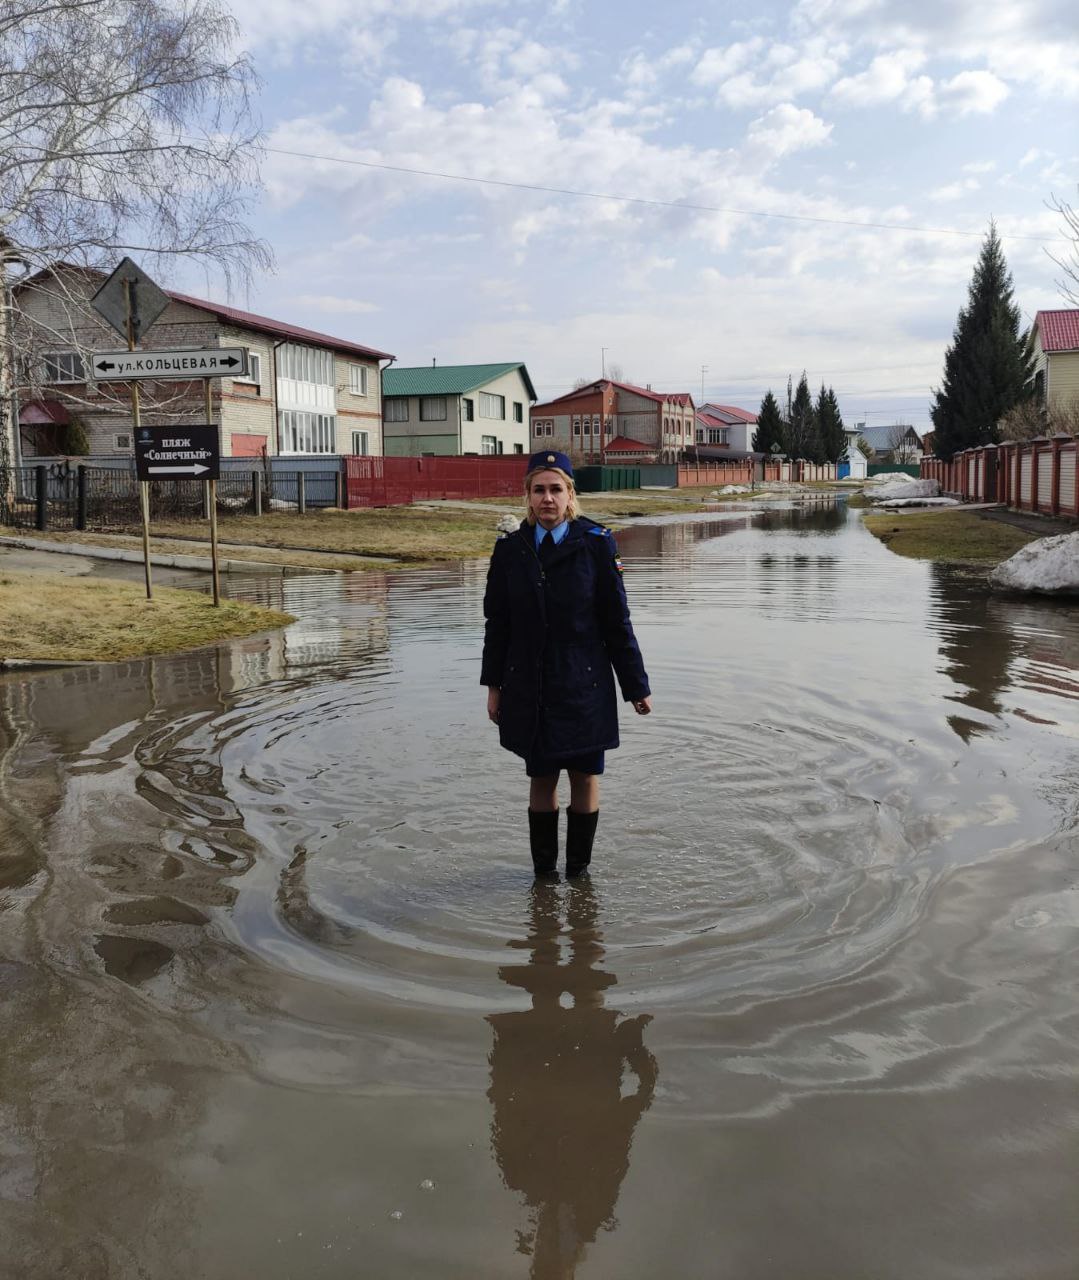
[{"x1": 481, "y1": 516, "x2": 651, "y2": 761}]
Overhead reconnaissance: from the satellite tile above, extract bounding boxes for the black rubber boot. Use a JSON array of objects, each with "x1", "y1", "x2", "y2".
[
  {"x1": 565, "y1": 808, "x2": 599, "y2": 878},
  {"x1": 527, "y1": 809, "x2": 559, "y2": 877}
]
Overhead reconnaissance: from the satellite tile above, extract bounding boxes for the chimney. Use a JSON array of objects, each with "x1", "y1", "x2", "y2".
[
  {"x1": 432, "y1": 357, "x2": 437, "y2": 367},
  {"x1": 646, "y1": 383, "x2": 652, "y2": 391}
]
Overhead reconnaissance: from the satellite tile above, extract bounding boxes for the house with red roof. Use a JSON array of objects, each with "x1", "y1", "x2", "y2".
[
  {"x1": 530, "y1": 378, "x2": 695, "y2": 464},
  {"x1": 1031, "y1": 310, "x2": 1079, "y2": 415},
  {"x1": 695, "y1": 403, "x2": 758, "y2": 452},
  {"x1": 14, "y1": 264, "x2": 394, "y2": 458}
]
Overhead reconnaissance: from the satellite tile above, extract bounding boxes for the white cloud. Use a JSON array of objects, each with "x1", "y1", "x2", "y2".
[
  {"x1": 829, "y1": 49, "x2": 933, "y2": 113},
  {"x1": 939, "y1": 69, "x2": 1010, "y2": 115},
  {"x1": 746, "y1": 104, "x2": 833, "y2": 159},
  {"x1": 928, "y1": 179, "x2": 980, "y2": 202},
  {"x1": 295, "y1": 294, "x2": 380, "y2": 313},
  {"x1": 692, "y1": 37, "x2": 843, "y2": 109}
]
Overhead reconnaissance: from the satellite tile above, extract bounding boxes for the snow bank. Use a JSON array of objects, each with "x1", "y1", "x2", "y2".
[
  {"x1": 988, "y1": 532, "x2": 1079, "y2": 596},
  {"x1": 718, "y1": 484, "x2": 751, "y2": 495},
  {"x1": 867, "y1": 471, "x2": 919, "y2": 485},
  {"x1": 877, "y1": 496, "x2": 960, "y2": 509},
  {"x1": 495, "y1": 513, "x2": 519, "y2": 533},
  {"x1": 870, "y1": 478, "x2": 941, "y2": 502}
]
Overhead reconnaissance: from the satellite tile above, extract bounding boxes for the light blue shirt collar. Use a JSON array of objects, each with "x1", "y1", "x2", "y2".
[{"x1": 534, "y1": 520, "x2": 569, "y2": 548}]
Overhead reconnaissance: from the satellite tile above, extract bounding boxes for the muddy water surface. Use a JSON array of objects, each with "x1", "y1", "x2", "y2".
[{"x1": 2, "y1": 503, "x2": 1077, "y2": 1279}]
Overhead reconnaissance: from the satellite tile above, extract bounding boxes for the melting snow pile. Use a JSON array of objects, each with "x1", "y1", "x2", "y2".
[
  {"x1": 718, "y1": 484, "x2": 751, "y2": 495},
  {"x1": 988, "y1": 532, "x2": 1079, "y2": 596},
  {"x1": 495, "y1": 513, "x2": 519, "y2": 533},
  {"x1": 869, "y1": 477, "x2": 942, "y2": 502}
]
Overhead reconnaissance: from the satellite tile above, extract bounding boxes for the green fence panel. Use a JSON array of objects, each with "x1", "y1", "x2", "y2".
[{"x1": 867, "y1": 463, "x2": 921, "y2": 477}]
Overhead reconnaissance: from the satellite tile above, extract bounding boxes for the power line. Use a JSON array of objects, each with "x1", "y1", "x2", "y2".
[{"x1": 264, "y1": 145, "x2": 1061, "y2": 244}]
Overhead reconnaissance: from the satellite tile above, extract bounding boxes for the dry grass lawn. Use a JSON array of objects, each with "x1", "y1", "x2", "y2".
[
  {"x1": 862, "y1": 509, "x2": 1038, "y2": 564},
  {"x1": 0, "y1": 570, "x2": 294, "y2": 662}
]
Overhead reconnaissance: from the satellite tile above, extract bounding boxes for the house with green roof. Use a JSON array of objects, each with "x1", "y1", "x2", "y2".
[{"x1": 381, "y1": 362, "x2": 536, "y2": 456}]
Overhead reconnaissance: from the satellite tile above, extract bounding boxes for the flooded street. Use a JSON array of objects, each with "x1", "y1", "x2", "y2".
[{"x1": 2, "y1": 501, "x2": 1078, "y2": 1279}]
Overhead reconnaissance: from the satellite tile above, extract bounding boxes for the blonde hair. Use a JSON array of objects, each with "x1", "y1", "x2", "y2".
[{"x1": 524, "y1": 466, "x2": 580, "y2": 526}]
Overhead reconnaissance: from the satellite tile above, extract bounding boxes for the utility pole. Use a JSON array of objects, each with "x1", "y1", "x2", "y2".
[
  {"x1": 601, "y1": 347, "x2": 608, "y2": 379},
  {"x1": 700, "y1": 365, "x2": 708, "y2": 406}
]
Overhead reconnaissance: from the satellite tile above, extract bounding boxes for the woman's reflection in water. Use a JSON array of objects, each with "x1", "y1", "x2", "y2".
[{"x1": 487, "y1": 882, "x2": 657, "y2": 1279}]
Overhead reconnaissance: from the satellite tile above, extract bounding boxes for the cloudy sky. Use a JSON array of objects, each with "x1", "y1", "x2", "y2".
[{"x1": 201, "y1": 0, "x2": 1078, "y2": 428}]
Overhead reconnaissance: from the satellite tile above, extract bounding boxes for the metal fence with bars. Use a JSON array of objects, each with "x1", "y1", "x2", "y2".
[{"x1": 1, "y1": 464, "x2": 343, "y2": 533}]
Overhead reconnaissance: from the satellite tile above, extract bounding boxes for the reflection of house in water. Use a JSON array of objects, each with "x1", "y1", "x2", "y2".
[{"x1": 488, "y1": 884, "x2": 656, "y2": 1279}]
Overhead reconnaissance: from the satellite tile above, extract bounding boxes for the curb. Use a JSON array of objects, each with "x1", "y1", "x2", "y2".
[{"x1": 0, "y1": 535, "x2": 323, "y2": 575}]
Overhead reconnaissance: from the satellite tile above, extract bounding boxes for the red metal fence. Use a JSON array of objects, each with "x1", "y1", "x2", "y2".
[
  {"x1": 921, "y1": 435, "x2": 1078, "y2": 519},
  {"x1": 345, "y1": 455, "x2": 525, "y2": 508}
]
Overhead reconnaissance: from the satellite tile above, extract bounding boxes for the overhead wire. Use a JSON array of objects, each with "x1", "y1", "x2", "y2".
[{"x1": 263, "y1": 145, "x2": 1062, "y2": 244}]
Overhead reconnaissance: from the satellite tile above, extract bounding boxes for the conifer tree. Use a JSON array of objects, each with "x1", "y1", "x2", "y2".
[
  {"x1": 752, "y1": 390, "x2": 785, "y2": 453},
  {"x1": 785, "y1": 372, "x2": 816, "y2": 460},
  {"x1": 815, "y1": 384, "x2": 847, "y2": 463},
  {"x1": 930, "y1": 224, "x2": 1034, "y2": 460}
]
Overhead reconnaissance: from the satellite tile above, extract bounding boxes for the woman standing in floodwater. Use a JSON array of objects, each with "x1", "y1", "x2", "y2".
[{"x1": 481, "y1": 450, "x2": 652, "y2": 878}]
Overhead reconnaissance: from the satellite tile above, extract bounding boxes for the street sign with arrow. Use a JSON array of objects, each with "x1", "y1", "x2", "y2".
[
  {"x1": 134, "y1": 425, "x2": 220, "y2": 482},
  {"x1": 91, "y1": 347, "x2": 249, "y2": 380}
]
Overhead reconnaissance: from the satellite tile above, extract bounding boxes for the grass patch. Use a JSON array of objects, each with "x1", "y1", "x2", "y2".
[
  {"x1": 862, "y1": 509, "x2": 1038, "y2": 564},
  {"x1": 0, "y1": 570, "x2": 294, "y2": 662},
  {"x1": 845, "y1": 493, "x2": 872, "y2": 508}
]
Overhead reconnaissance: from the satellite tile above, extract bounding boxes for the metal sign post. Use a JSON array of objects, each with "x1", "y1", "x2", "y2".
[
  {"x1": 91, "y1": 260, "x2": 241, "y2": 609},
  {"x1": 124, "y1": 275, "x2": 153, "y2": 602},
  {"x1": 204, "y1": 378, "x2": 220, "y2": 607}
]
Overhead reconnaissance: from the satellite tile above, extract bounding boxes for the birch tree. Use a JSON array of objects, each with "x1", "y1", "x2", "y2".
[{"x1": 0, "y1": 0, "x2": 269, "y2": 492}]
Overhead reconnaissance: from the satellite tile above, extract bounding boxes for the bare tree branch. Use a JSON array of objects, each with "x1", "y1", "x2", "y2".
[{"x1": 0, "y1": 0, "x2": 270, "y2": 489}]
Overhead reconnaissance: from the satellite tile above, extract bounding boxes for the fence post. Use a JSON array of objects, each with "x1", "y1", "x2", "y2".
[
  {"x1": 335, "y1": 468, "x2": 344, "y2": 509},
  {"x1": 76, "y1": 465, "x2": 88, "y2": 531},
  {"x1": 35, "y1": 464, "x2": 47, "y2": 531},
  {"x1": 202, "y1": 481, "x2": 211, "y2": 520},
  {"x1": 297, "y1": 472, "x2": 306, "y2": 515},
  {"x1": 1051, "y1": 434, "x2": 1065, "y2": 516},
  {"x1": 252, "y1": 470, "x2": 262, "y2": 516}
]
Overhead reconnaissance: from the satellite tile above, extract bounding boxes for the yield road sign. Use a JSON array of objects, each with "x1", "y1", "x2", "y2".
[
  {"x1": 90, "y1": 257, "x2": 171, "y2": 343},
  {"x1": 91, "y1": 347, "x2": 249, "y2": 380},
  {"x1": 134, "y1": 425, "x2": 220, "y2": 482}
]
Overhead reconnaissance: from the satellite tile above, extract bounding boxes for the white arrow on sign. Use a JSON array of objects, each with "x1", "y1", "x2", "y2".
[{"x1": 147, "y1": 463, "x2": 211, "y2": 476}]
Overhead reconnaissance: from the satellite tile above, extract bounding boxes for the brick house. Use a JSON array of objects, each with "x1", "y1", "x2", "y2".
[
  {"x1": 530, "y1": 379, "x2": 695, "y2": 464},
  {"x1": 381, "y1": 363, "x2": 535, "y2": 456},
  {"x1": 15, "y1": 265, "x2": 394, "y2": 458}
]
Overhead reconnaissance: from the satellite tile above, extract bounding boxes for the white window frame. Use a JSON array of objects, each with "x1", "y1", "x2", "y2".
[
  {"x1": 348, "y1": 364, "x2": 369, "y2": 396},
  {"x1": 420, "y1": 396, "x2": 447, "y2": 421},
  {"x1": 481, "y1": 434, "x2": 498, "y2": 455},
  {"x1": 351, "y1": 429, "x2": 370, "y2": 455},
  {"x1": 235, "y1": 351, "x2": 262, "y2": 388},
  {"x1": 513, "y1": 401, "x2": 523, "y2": 423},
  {"x1": 385, "y1": 399, "x2": 408, "y2": 422},
  {"x1": 480, "y1": 392, "x2": 505, "y2": 420},
  {"x1": 42, "y1": 351, "x2": 85, "y2": 383},
  {"x1": 114, "y1": 433, "x2": 132, "y2": 450},
  {"x1": 279, "y1": 343, "x2": 334, "y2": 386},
  {"x1": 280, "y1": 409, "x2": 337, "y2": 454},
  {"x1": 534, "y1": 422, "x2": 545, "y2": 437},
  {"x1": 463, "y1": 397, "x2": 475, "y2": 422}
]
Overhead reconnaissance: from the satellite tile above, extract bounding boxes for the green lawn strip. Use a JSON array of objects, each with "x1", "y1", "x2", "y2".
[
  {"x1": 862, "y1": 509, "x2": 1038, "y2": 564},
  {"x1": 0, "y1": 570, "x2": 294, "y2": 662}
]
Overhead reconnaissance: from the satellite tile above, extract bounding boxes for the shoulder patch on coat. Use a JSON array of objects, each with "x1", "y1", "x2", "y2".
[{"x1": 587, "y1": 525, "x2": 611, "y2": 537}]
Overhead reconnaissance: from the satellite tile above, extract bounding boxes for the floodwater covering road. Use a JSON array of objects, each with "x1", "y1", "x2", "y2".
[{"x1": 2, "y1": 501, "x2": 1077, "y2": 1279}]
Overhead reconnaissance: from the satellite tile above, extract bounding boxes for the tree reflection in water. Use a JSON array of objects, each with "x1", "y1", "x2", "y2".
[{"x1": 487, "y1": 882, "x2": 657, "y2": 1279}]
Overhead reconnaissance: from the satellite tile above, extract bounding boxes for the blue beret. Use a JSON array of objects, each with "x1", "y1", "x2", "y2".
[{"x1": 526, "y1": 449, "x2": 574, "y2": 479}]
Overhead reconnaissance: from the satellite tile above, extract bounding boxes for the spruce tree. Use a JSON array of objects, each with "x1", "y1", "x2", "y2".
[
  {"x1": 752, "y1": 390, "x2": 785, "y2": 453},
  {"x1": 785, "y1": 372, "x2": 816, "y2": 460},
  {"x1": 815, "y1": 384, "x2": 847, "y2": 463},
  {"x1": 930, "y1": 223, "x2": 1035, "y2": 460}
]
